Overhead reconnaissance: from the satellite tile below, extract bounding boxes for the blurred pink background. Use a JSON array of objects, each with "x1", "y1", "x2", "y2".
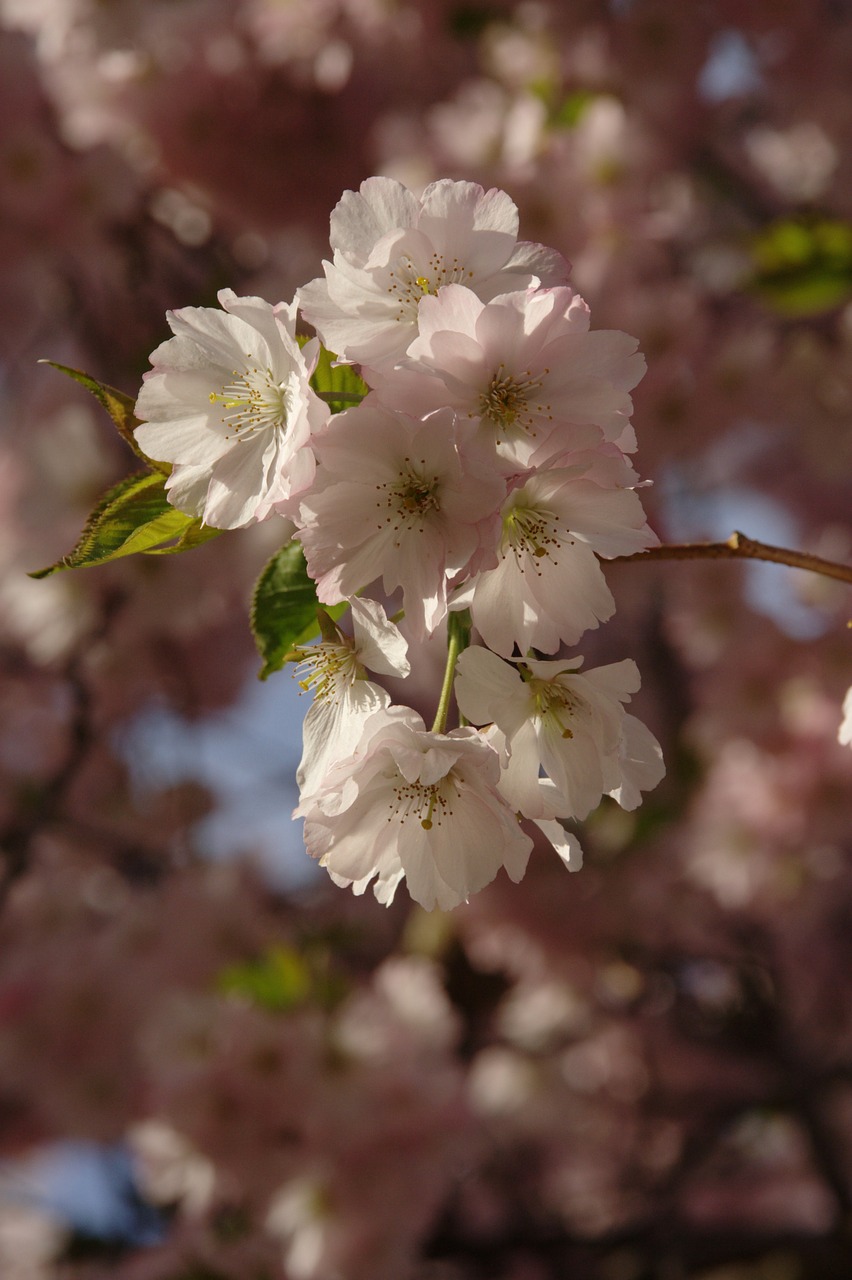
[{"x1": 2, "y1": 2, "x2": 852, "y2": 1277}]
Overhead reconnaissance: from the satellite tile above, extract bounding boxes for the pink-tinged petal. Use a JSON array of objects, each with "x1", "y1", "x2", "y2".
[
  {"x1": 415, "y1": 284, "x2": 484, "y2": 344},
  {"x1": 606, "y1": 714, "x2": 665, "y2": 810},
  {"x1": 397, "y1": 828, "x2": 467, "y2": 911},
  {"x1": 330, "y1": 177, "x2": 419, "y2": 263},
  {"x1": 549, "y1": 482, "x2": 658, "y2": 558},
  {"x1": 538, "y1": 715, "x2": 608, "y2": 819},
  {"x1": 320, "y1": 795, "x2": 403, "y2": 884},
  {"x1": 498, "y1": 719, "x2": 552, "y2": 817},
  {"x1": 134, "y1": 409, "x2": 230, "y2": 468},
  {"x1": 523, "y1": 543, "x2": 616, "y2": 650},
  {"x1": 202, "y1": 435, "x2": 275, "y2": 528},
  {"x1": 301, "y1": 712, "x2": 535, "y2": 909},
  {"x1": 137, "y1": 292, "x2": 325, "y2": 529},
  {"x1": 454, "y1": 646, "x2": 531, "y2": 737},
  {"x1": 522, "y1": 656, "x2": 585, "y2": 681},
  {"x1": 425, "y1": 788, "x2": 531, "y2": 903},
  {"x1": 349, "y1": 598, "x2": 410, "y2": 679},
  {"x1": 533, "y1": 820, "x2": 584, "y2": 871},
  {"x1": 300, "y1": 403, "x2": 504, "y2": 635},
  {"x1": 467, "y1": 556, "x2": 538, "y2": 658},
  {"x1": 418, "y1": 181, "x2": 519, "y2": 268},
  {"x1": 500, "y1": 240, "x2": 572, "y2": 286},
  {"x1": 272, "y1": 445, "x2": 316, "y2": 509},
  {"x1": 391, "y1": 534, "x2": 449, "y2": 636},
  {"x1": 839, "y1": 687, "x2": 852, "y2": 746},
  {"x1": 166, "y1": 305, "x2": 276, "y2": 376},
  {"x1": 301, "y1": 179, "x2": 580, "y2": 372},
  {"x1": 141, "y1": 334, "x2": 227, "y2": 376},
  {"x1": 543, "y1": 330, "x2": 646, "y2": 395},
  {"x1": 137, "y1": 362, "x2": 228, "y2": 418},
  {"x1": 218, "y1": 289, "x2": 298, "y2": 366},
  {"x1": 579, "y1": 659, "x2": 642, "y2": 700},
  {"x1": 164, "y1": 464, "x2": 213, "y2": 519},
  {"x1": 298, "y1": 680, "x2": 389, "y2": 800}
]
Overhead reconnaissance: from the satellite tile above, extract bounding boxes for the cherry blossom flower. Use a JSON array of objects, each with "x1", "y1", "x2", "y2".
[
  {"x1": 134, "y1": 289, "x2": 329, "y2": 529},
  {"x1": 293, "y1": 597, "x2": 410, "y2": 800},
  {"x1": 838, "y1": 686, "x2": 852, "y2": 747},
  {"x1": 371, "y1": 283, "x2": 645, "y2": 470},
  {"x1": 298, "y1": 706, "x2": 533, "y2": 910},
  {"x1": 454, "y1": 646, "x2": 665, "y2": 821},
  {"x1": 452, "y1": 448, "x2": 658, "y2": 655},
  {"x1": 297, "y1": 176, "x2": 571, "y2": 372},
  {"x1": 296, "y1": 402, "x2": 505, "y2": 638}
]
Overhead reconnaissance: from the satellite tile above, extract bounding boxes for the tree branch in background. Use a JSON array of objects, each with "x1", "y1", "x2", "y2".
[{"x1": 621, "y1": 531, "x2": 852, "y2": 587}]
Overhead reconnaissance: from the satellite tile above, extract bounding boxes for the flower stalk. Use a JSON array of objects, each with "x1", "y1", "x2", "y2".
[{"x1": 431, "y1": 610, "x2": 471, "y2": 734}]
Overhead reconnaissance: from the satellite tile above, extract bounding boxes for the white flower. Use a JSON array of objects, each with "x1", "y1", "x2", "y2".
[
  {"x1": 454, "y1": 646, "x2": 665, "y2": 821},
  {"x1": 452, "y1": 449, "x2": 657, "y2": 655},
  {"x1": 839, "y1": 686, "x2": 852, "y2": 746},
  {"x1": 293, "y1": 597, "x2": 410, "y2": 800},
  {"x1": 297, "y1": 177, "x2": 570, "y2": 372},
  {"x1": 134, "y1": 289, "x2": 328, "y2": 529},
  {"x1": 372, "y1": 283, "x2": 645, "y2": 470},
  {"x1": 298, "y1": 706, "x2": 533, "y2": 910},
  {"x1": 296, "y1": 402, "x2": 505, "y2": 638}
]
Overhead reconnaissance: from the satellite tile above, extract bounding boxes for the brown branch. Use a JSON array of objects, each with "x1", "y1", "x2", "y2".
[{"x1": 619, "y1": 531, "x2": 852, "y2": 587}]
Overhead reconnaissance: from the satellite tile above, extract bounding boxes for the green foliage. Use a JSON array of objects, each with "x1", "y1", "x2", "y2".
[
  {"x1": 309, "y1": 344, "x2": 369, "y2": 413},
  {"x1": 748, "y1": 217, "x2": 852, "y2": 316},
  {"x1": 218, "y1": 945, "x2": 312, "y2": 1011},
  {"x1": 32, "y1": 365, "x2": 222, "y2": 577},
  {"x1": 552, "y1": 89, "x2": 595, "y2": 128},
  {"x1": 32, "y1": 351, "x2": 359, "y2": 584},
  {"x1": 250, "y1": 541, "x2": 347, "y2": 680},
  {"x1": 40, "y1": 361, "x2": 167, "y2": 472},
  {"x1": 29, "y1": 472, "x2": 219, "y2": 578},
  {"x1": 217, "y1": 943, "x2": 346, "y2": 1012}
]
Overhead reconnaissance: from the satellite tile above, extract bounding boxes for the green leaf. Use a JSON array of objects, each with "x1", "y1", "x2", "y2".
[
  {"x1": 748, "y1": 217, "x2": 852, "y2": 316},
  {"x1": 217, "y1": 946, "x2": 313, "y2": 1012},
  {"x1": 251, "y1": 541, "x2": 349, "y2": 679},
  {"x1": 39, "y1": 361, "x2": 168, "y2": 472},
  {"x1": 552, "y1": 88, "x2": 594, "y2": 128},
  {"x1": 309, "y1": 344, "x2": 369, "y2": 413},
  {"x1": 216, "y1": 941, "x2": 348, "y2": 1013},
  {"x1": 144, "y1": 518, "x2": 222, "y2": 555},
  {"x1": 29, "y1": 472, "x2": 204, "y2": 577}
]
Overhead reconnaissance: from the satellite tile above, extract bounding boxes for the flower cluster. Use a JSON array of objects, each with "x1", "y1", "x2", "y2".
[{"x1": 135, "y1": 177, "x2": 665, "y2": 909}]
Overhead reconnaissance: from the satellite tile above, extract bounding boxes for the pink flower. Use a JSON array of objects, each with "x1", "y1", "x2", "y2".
[
  {"x1": 135, "y1": 290, "x2": 328, "y2": 529},
  {"x1": 454, "y1": 647, "x2": 665, "y2": 822},
  {"x1": 838, "y1": 686, "x2": 852, "y2": 747},
  {"x1": 297, "y1": 176, "x2": 570, "y2": 373},
  {"x1": 372, "y1": 283, "x2": 645, "y2": 471},
  {"x1": 296, "y1": 402, "x2": 505, "y2": 638},
  {"x1": 298, "y1": 706, "x2": 533, "y2": 910},
  {"x1": 293, "y1": 597, "x2": 410, "y2": 800},
  {"x1": 452, "y1": 448, "x2": 658, "y2": 655}
]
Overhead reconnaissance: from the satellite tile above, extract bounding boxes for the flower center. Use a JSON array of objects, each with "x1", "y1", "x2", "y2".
[
  {"x1": 209, "y1": 365, "x2": 291, "y2": 440},
  {"x1": 502, "y1": 502, "x2": 567, "y2": 570},
  {"x1": 389, "y1": 775, "x2": 455, "y2": 830},
  {"x1": 375, "y1": 461, "x2": 442, "y2": 537},
  {"x1": 292, "y1": 641, "x2": 359, "y2": 703},
  {"x1": 530, "y1": 678, "x2": 585, "y2": 740},
  {"x1": 478, "y1": 365, "x2": 548, "y2": 438},
  {"x1": 386, "y1": 252, "x2": 474, "y2": 322}
]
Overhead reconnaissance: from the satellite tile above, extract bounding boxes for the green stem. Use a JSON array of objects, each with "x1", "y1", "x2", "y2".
[{"x1": 431, "y1": 611, "x2": 470, "y2": 734}]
